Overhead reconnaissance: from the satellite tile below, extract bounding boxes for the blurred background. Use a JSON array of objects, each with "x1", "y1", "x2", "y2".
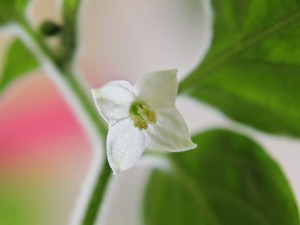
[{"x1": 0, "y1": 0, "x2": 299, "y2": 224}]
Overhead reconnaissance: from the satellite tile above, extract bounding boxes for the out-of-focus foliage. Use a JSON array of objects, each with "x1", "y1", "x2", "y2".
[
  {"x1": 0, "y1": 183, "x2": 42, "y2": 225},
  {"x1": 180, "y1": 0, "x2": 300, "y2": 137},
  {"x1": 0, "y1": 0, "x2": 31, "y2": 25},
  {"x1": 144, "y1": 129, "x2": 300, "y2": 225},
  {"x1": 0, "y1": 38, "x2": 39, "y2": 93}
]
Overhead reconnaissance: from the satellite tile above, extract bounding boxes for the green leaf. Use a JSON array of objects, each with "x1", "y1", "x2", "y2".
[
  {"x1": 144, "y1": 129, "x2": 299, "y2": 225},
  {"x1": 179, "y1": 0, "x2": 300, "y2": 137},
  {"x1": 60, "y1": 0, "x2": 81, "y2": 63},
  {"x1": 0, "y1": 184, "x2": 40, "y2": 225},
  {"x1": 0, "y1": 0, "x2": 31, "y2": 25},
  {"x1": 0, "y1": 38, "x2": 39, "y2": 93}
]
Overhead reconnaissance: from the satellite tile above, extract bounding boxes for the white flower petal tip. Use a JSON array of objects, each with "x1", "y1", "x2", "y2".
[
  {"x1": 185, "y1": 142, "x2": 197, "y2": 151},
  {"x1": 134, "y1": 69, "x2": 179, "y2": 108},
  {"x1": 91, "y1": 69, "x2": 196, "y2": 174}
]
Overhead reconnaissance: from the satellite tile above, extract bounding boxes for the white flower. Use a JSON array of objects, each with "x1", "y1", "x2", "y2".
[{"x1": 91, "y1": 69, "x2": 197, "y2": 174}]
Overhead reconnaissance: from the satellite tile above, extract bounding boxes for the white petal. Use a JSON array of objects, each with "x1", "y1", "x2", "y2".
[
  {"x1": 91, "y1": 81, "x2": 136, "y2": 126},
  {"x1": 134, "y1": 69, "x2": 178, "y2": 108},
  {"x1": 145, "y1": 107, "x2": 197, "y2": 152},
  {"x1": 107, "y1": 118, "x2": 146, "y2": 174}
]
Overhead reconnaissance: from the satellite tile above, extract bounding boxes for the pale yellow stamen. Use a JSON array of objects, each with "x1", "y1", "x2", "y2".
[
  {"x1": 132, "y1": 115, "x2": 148, "y2": 130},
  {"x1": 138, "y1": 105, "x2": 156, "y2": 124},
  {"x1": 129, "y1": 102, "x2": 156, "y2": 130}
]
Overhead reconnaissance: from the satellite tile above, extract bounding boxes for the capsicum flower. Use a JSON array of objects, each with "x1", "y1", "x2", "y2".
[{"x1": 91, "y1": 69, "x2": 196, "y2": 174}]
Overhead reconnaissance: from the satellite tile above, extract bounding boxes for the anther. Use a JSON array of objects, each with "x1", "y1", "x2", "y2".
[{"x1": 129, "y1": 102, "x2": 156, "y2": 130}]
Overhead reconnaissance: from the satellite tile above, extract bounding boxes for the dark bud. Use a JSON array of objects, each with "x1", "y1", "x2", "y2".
[{"x1": 40, "y1": 20, "x2": 62, "y2": 36}]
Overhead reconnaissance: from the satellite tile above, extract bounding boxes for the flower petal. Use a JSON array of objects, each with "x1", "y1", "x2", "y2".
[
  {"x1": 134, "y1": 69, "x2": 178, "y2": 108},
  {"x1": 107, "y1": 118, "x2": 145, "y2": 174},
  {"x1": 145, "y1": 107, "x2": 197, "y2": 152},
  {"x1": 91, "y1": 81, "x2": 136, "y2": 126}
]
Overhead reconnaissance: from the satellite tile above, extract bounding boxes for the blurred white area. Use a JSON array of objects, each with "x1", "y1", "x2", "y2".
[
  {"x1": 3, "y1": 0, "x2": 299, "y2": 224},
  {"x1": 80, "y1": 0, "x2": 211, "y2": 84}
]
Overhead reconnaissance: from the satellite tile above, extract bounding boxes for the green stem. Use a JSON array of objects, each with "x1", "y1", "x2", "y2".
[
  {"x1": 17, "y1": 16, "x2": 111, "y2": 225},
  {"x1": 81, "y1": 160, "x2": 111, "y2": 225},
  {"x1": 17, "y1": 16, "x2": 58, "y2": 66},
  {"x1": 64, "y1": 71, "x2": 107, "y2": 137}
]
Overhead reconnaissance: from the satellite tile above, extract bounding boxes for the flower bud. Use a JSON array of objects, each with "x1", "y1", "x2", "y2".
[{"x1": 40, "y1": 20, "x2": 62, "y2": 36}]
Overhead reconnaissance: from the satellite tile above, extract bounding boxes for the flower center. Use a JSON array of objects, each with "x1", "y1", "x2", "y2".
[{"x1": 129, "y1": 102, "x2": 156, "y2": 130}]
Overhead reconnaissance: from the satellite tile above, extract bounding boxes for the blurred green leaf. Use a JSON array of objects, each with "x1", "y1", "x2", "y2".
[
  {"x1": 0, "y1": 185, "x2": 38, "y2": 225},
  {"x1": 0, "y1": 0, "x2": 31, "y2": 25},
  {"x1": 0, "y1": 38, "x2": 39, "y2": 93},
  {"x1": 144, "y1": 129, "x2": 299, "y2": 225},
  {"x1": 180, "y1": 0, "x2": 300, "y2": 137},
  {"x1": 0, "y1": 179, "x2": 56, "y2": 225},
  {"x1": 61, "y1": 0, "x2": 81, "y2": 63}
]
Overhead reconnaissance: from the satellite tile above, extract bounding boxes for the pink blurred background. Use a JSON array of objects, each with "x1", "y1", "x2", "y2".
[{"x1": 0, "y1": 0, "x2": 299, "y2": 224}]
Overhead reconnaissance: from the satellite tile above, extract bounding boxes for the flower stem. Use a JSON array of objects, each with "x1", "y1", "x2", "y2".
[
  {"x1": 81, "y1": 160, "x2": 111, "y2": 225},
  {"x1": 16, "y1": 16, "x2": 111, "y2": 225}
]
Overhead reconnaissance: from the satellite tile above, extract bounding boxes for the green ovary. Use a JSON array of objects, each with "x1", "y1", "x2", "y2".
[{"x1": 129, "y1": 102, "x2": 156, "y2": 130}]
